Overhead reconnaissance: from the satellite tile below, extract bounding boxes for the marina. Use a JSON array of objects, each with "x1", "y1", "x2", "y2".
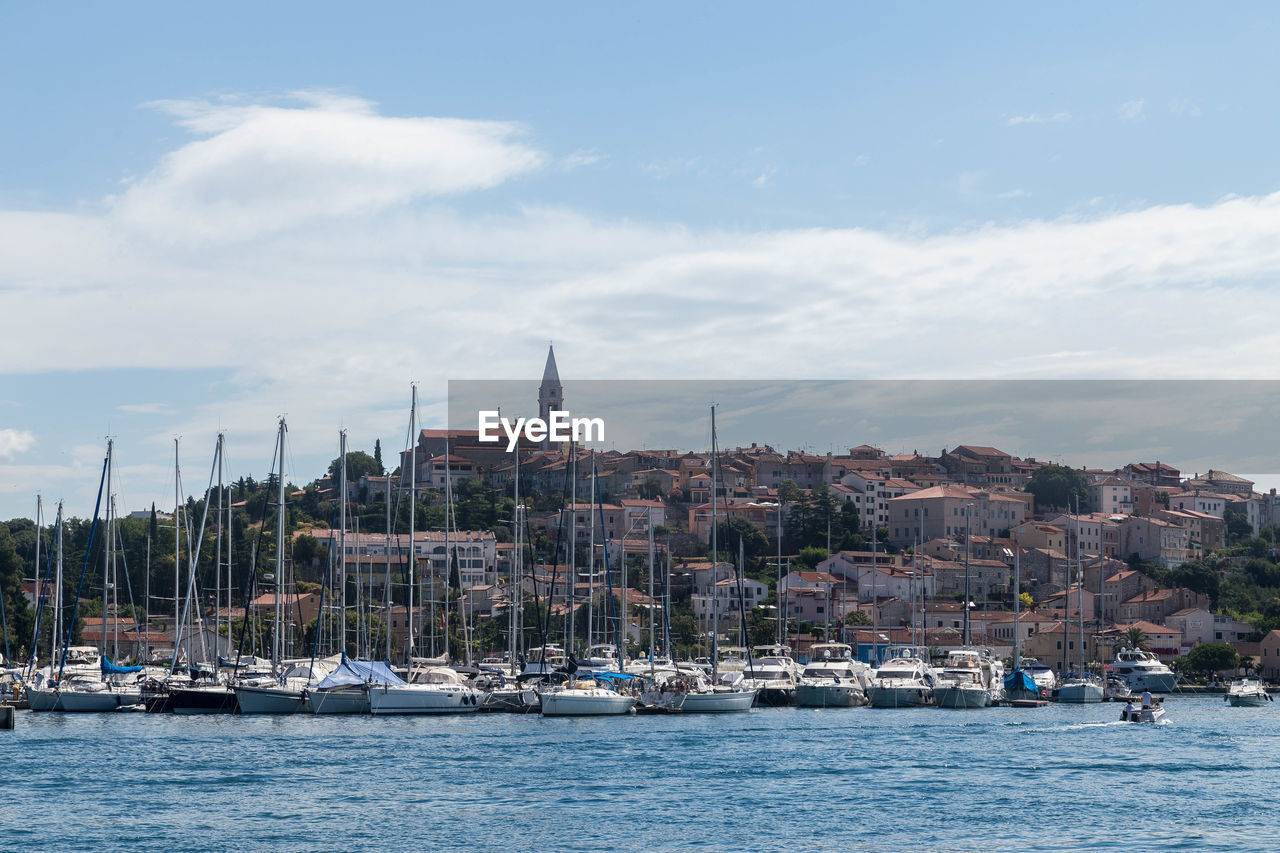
[{"x1": 3, "y1": 696, "x2": 1277, "y2": 851}]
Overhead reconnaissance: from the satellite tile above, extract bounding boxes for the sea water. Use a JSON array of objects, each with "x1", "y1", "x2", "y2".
[{"x1": 3, "y1": 697, "x2": 1278, "y2": 851}]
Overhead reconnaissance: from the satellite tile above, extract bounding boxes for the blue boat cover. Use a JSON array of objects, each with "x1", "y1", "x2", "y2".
[
  {"x1": 591, "y1": 671, "x2": 636, "y2": 681},
  {"x1": 314, "y1": 658, "x2": 406, "y2": 689},
  {"x1": 1004, "y1": 670, "x2": 1038, "y2": 695},
  {"x1": 101, "y1": 658, "x2": 143, "y2": 674}
]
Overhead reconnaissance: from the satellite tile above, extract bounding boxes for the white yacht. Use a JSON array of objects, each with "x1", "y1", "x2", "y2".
[
  {"x1": 368, "y1": 667, "x2": 483, "y2": 715},
  {"x1": 867, "y1": 646, "x2": 936, "y2": 708},
  {"x1": 741, "y1": 644, "x2": 802, "y2": 706},
  {"x1": 307, "y1": 659, "x2": 404, "y2": 715},
  {"x1": 794, "y1": 643, "x2": 869, "y2": 708},
  {"x1": 580, "y1": 644, "x2": 627, "y2": 674},
  {"x1": 656, "y1": 665, "x2": 757, "y2": 713},
  {"x1": 1110, "y1": 648, "x2": 1177, "y2": 693},
  {"x1": 1022, "y1": 659, "x2": 1058, "y2": 693},
  {"x1": 934, "y1": 649, "x2": 1003, "y2": 709},
  {"x1": 1226, "y1": 677, "x2": 1272, "y2": 707},
  {"x1": 539, "y1": 673, "x2": 638, "y2": 716},
  {"x1": 519, "y1": 644, "x2": 567, "y2": 680}
]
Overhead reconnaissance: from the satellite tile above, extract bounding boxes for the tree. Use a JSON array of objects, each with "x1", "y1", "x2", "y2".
[
  {"x1": 1119, "y1": 626, "x2": 1149, "y2": 650},
  {"x1": 721, "y1": 517, "x2": 769, "y2": 561},
  {"x1": 777, "y1": 480, "x2": 804, "y2": 504},
  {"x1": 373, "y1": 439, "x2": 385, "y2": 475},
  {"x1": 1018, "y1": 592, "x2": 1034, "y2": 610},
  {"x1": 1184, "y1": 641, "x2": 1239, "y2": 676},
  {"x1": 327, "y1": 451, "x2": 382, "y2": 483},
  {"x1": 637, "y1": 476, "x2": 663, "y2": 500},
  {"x1": 0, "y1": 522, "x2": 34, "y2": 659},
  {"x1": 1224, "y1": 505, "x2": 1252, "y2": 542},
  {"x1": 1026, "y1": 464, "x2": 1092, "y2": 513}
]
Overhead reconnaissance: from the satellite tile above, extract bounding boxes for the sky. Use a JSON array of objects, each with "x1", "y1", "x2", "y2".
[{"x1": 3, "y1": 3, "x2": 1280, "y2": 518}]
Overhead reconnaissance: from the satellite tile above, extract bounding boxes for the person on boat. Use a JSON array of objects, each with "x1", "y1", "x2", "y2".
[
  {"x1": 1124, "y1": 699, "x2": 1136, "y2": 717},
  {"x1": 1141, "y1": 689, "x2": 1152, "y2": 708}
]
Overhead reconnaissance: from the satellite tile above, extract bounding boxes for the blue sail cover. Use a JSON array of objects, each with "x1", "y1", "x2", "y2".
[
  {"x1": 314, "y1": 658, "x2": 406, "y2": 689},
  {"x1": 101, "y1": 658, "x2": 143, "y2": 674},
  {"x1": 1004, "y1": 670, "x2": 1038, "y2": 696}
]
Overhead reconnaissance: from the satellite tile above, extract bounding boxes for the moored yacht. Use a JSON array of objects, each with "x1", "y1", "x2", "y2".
[
  {"x1": 539, "y1": 672, "x2": 638, "y2": 716},
  {"x1": 1111, "y1": 648, "x2": 1177, "y2": 693},
  {"x1": 867, "y1": 646, "x2": 936, "y2": 708},
  {"x1": 794, "y1": 643, "x2": 870, "y2": 708},
  {"x1": 934, "y1": 649, "x2": 1003, "y2": 709},
  {"x1": 1226, "y1": 677, "x2": 1272, "y2": 707},
  {"x1": 741, "y1": 644, "x2": 802, "y2": 707},
  {"x1": 1056, "y1": 671, "x2": 1105, "y2": 703},
  {"x1": 368, "y1": 666, "x2": 483, "y2": 715}
]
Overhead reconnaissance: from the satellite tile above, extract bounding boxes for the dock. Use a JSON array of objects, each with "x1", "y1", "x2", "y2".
[{"x1": 0, "y1": 704, "x2": 14, "y2": 729}]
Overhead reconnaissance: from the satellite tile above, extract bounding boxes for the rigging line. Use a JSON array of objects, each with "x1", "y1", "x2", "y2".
[
  {"x1": 114, "y1": 520, "x2": 140, "y2": 662},
  {"x1": 26, "y1": 506, "x2": 56, "y2": 678},
  {"x1": 58, "y1": 454, "x2": 109, "y2": 684},
  {"x1": 231, "y1": 425, "x2": 283, "y2": 675}
]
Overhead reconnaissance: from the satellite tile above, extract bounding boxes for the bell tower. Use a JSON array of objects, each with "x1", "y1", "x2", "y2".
[{"x1": 537, "y1": 343, "x2": 562, "y2": 450}]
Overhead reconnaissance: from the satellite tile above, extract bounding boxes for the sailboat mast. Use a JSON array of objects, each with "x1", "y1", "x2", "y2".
[
  {"x1": 710, "y1": 405, "x2": 719, "y2": 683},
  {"x1": 215, "y1": 433, "x2": 224, "y2": 666},
  {"x1": 173, "y1": 438, "x2": 181, "y2": 655},
  {"x1": 963, "y1": 503, "x2": 971, "y2": 646},
  {"x1": 587, "y1": 452, "x2": 596, "y2": 652},
  {"x1": 647, "y1": 507, "x2": 655, "y2": 674},
  {"x1": 103, "y1": 439, "x2": 112, "y2": 661},
  {"x1": 776, "y1": 497, "x2": 783, "y2": 645},
  {"x1": 567, "y1": 444, "x2": 576, "y2": 656},
  {"x1": 1013, "y1": 544, "x2": 1021, "y2": 671},
  {"x1": 385, "y1": 450, "x2": 393, "y2": 663},
  {"x1": 339, "y1": 429, "x2": 348, "y2": 658},
  {"x1": 510, "y1": 446, "x2": 521, "y2": 676},
  {"x1": 54, "y1": 503, "x2": 63, "y2": 665},
  {"x1": 408, "y1": 385, "x2": 417, "y2": 663},
  {"x1": 275, "y1": 417, "x2": 287, "y2": 668}
]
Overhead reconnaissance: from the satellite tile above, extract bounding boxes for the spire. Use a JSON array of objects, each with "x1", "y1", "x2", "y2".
[{"x1": 541, "y1": 343, "x2": 560, "y2": 386}]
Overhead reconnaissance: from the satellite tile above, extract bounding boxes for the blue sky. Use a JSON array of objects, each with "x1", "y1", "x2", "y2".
[{"x1": 3, "y1": 3, "x2": 1280, "y2": 518}]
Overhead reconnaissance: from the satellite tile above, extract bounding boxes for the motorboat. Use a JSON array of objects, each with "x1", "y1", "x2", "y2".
[
  {"x1": 580, "y1": 644, "x2": 627, "y2": 674},
  {"x1": 539, "y1": 673, "x2": 639, "y2": 716},
  {"x1": 368, "y1": 666, "x2": 483, "y2": 715},
  {"x1": 1111, "y1": 648, "x2": 1177, "y2": 693},
  {"x1": 933, "y1": 648, "x2": 1004, "y2": 709},
  {"x1": 1226, "y1": 677, "x2": 1272, "y2": 707},
  {"x1": 1021, "y1": 658, "x2": 1059, "y2": 693},
  {"x1": 519, "y1": 644, "x2": 567, "y2": 680},
  {"x1": 1120, "y1": 701, "x2": 1167, "y2": 723},
  {"x1": 740, "y1": 644, "x2": 802, "y2": 707},
  {"x1": 867, "y1": 646, "x2": 936, "y2": 708},
  {"x1": 794, "y1": 643, "x2": 869, "y2": 708}
]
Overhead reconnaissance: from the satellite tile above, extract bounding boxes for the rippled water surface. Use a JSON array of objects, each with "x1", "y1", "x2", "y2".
[{"x1": 5, "y1": 698, "x2": 1279, "y2": 851}]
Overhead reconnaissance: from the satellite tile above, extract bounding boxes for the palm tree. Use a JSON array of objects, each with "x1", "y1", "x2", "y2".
[{"x1": 1120, "y1": 626, "x2": 1149, "y2": 650}]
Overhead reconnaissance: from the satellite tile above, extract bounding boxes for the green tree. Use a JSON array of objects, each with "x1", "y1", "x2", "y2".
[
  {"x1": 777, "y1": 479, "x2": 804, "y2": 505},
  {"x1": 0, "y1": 522, "x2": 34, "y2": 659},
  {"x1": 1224, "y1": 505, "x2": 1252, "y2": 542},
  {"x1": 1119, "y1": 626, "x2": 1149, "y2": 650},
  {"x1": 637, "y1": 476, "x2": 663, "y2": 500},
  {"x1": 373, "y1": 439, "x2": 385, "y2": 475},
  {"x1": 1026, "y1": 464, "x2": 1092, "y2": 513},
  {"x1": 1184, "y1": 641, "x2": 1239, "y2": 676},
  {"x1": 721, "y1": 517, "x2": 770, "y2": 561},
  {"x1": 328, "y1": 451, "x2": 383, "y2": 483}
]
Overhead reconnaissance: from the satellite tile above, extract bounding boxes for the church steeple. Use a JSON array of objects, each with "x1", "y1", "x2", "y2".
[{"x1": 538, "y1": 344, "x2": 563, "y2": 450}]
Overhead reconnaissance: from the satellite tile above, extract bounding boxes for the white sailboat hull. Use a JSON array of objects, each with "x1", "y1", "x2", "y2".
[
  {"x1": 678, "y1": 689, "x2": 757, "y2": 713},
  {"x1": 539, "y1": 689, "x2": 637, "y2": 716},
  {"x1": 234, "y1": 684, "x2": 305, "y2": 714},
  {"x1": 1227, "y1": 692, "x2": 1271, "y2": 707},
  {"x1": 368, "y1": 684, "x2": 482, "y2": 715},
  {"x1": 306, "y1": 687, "x2": 371, "y2": 715},
  {"x1": 25, "y1": 686, "x2": 59, "y2": 712}
]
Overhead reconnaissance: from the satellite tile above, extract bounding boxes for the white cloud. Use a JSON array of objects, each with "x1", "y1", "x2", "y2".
[
  {"x1": 1117, "y1": 99, "x2": 1146, "y2": 122},
  {"x1": 998, "y1": 189, "x2": 1031, "y2": 199},
  {"x1": 1006, "y1": 111, "x2": 1072, "y2": 126},
  {"x1": 0, "y1": 429, "x2": 36, "y2": 460},
  {"x1": 7, "y1": 94, "x2": 1280, "y2": 512},
  {"x1": 559, "y1": 148, "x2": 607, "y2": 171},
  {"x1": 116, "y1": 402, "x2": 175, "y2": 415},
  {"x1": 112, "y1": 91, "x2": 544, "y2": 243}
]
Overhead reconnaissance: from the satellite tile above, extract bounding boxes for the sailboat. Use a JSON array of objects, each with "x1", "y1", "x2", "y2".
[
  {"x1": 235, "y1": 419, "x2": 318, "y2": 714},
  {"x1": 1003, "y1": 545, "x2": 1044, "y2": 704},
  {"x1": 678, "y1": 406, "x2": 756, "y2": 713},
  {"x1": 1056, "y1": 505, "x2": 1103, "y2": 703}
]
